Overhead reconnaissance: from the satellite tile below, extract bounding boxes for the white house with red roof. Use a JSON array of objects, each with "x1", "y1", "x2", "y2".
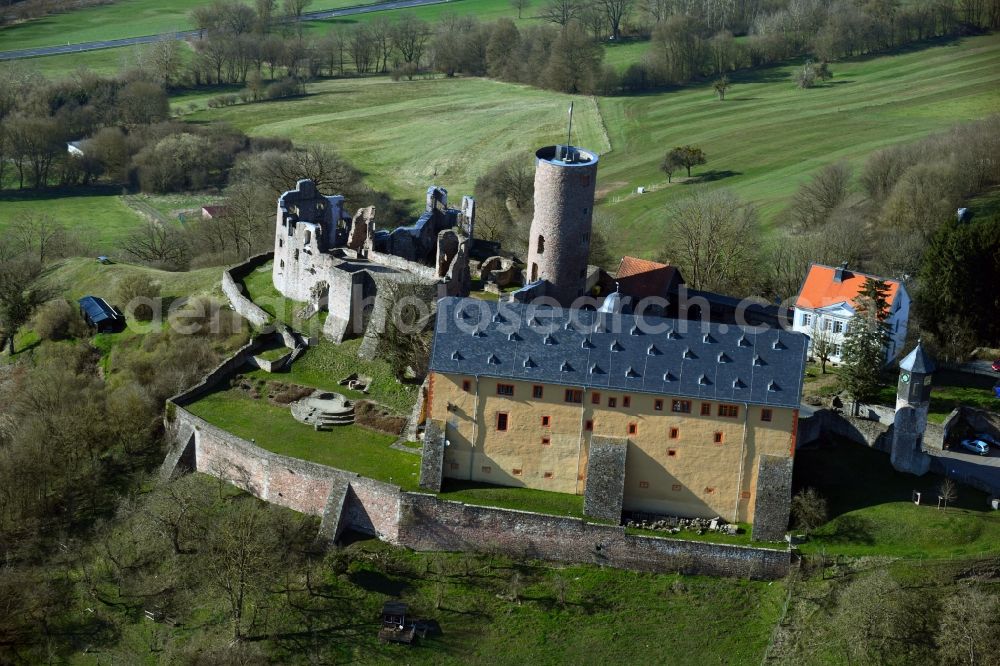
[{"x1": 792, "y1": 262, "x2": 910, "y2": 364}]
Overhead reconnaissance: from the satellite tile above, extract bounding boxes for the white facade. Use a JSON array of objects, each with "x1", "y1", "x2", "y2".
[{"x1": 792, "y1": 284, "x2": 909, "y2": 365}]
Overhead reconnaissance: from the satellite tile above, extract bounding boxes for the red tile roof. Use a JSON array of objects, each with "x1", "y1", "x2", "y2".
[
  {"x1": 615, "y1": 256, "x2": 681, "y2": 300},
  {"x1": 795, "y1": 264, "x2": 900, "y2": 311}
]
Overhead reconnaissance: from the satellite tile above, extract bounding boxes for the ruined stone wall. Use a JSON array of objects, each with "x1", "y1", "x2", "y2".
[
  {"x1": 222, "y1": 253, "x2": 275, "y2": 329},
  {"x1": 797, "y1": 409, "x2": 893, "y2": 452},
  {"x1": 751, "y1": 455, "x2": 794, "y2": 542}
]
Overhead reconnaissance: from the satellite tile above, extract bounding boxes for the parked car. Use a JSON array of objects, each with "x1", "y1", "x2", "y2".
[
  {"x1": 992, "y1": 358, "x2": 1000, "y2": 372},
  {"x1": 975, "y1": 433, "x2": 1000, "y2": 449},
  {"x1": 959, "y1": 438, "x2": 990, "y2": 456}
]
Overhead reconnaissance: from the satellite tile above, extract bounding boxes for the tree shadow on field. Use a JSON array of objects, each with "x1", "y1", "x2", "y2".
[
  {"x1": 684, "y1": 170, "x2": 741, "y2": 184},
  {"x1": 348, "y1": 569, "x2": 410, "y2": 596}
]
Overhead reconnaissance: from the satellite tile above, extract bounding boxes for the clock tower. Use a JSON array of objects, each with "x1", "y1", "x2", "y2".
[{"x1": 890, "y1": 342, "x2": 934, "y2": 475}]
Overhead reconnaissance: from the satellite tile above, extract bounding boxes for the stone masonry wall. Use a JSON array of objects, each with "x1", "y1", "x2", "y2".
[
  {"x1": 222, "y1": 253, "x2": 275, "y2": 329},
  {"x1": 583, "y1": 436, "x2": 627, "y2": 521},
  {"x1": 751, "y1": 455, "x2": 794, "y2": 542}
]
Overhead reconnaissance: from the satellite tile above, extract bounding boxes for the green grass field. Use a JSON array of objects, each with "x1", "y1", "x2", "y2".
[
  {"x1": 42, "y1": 256, "x2": 223, "y2": 302},
  {"x1": 0, "y1": 187, "x2": 153, "y2": 250},
  {"x1": 185, "y1": 387, "x2": 423, "y2": 488},
  {"x1": 183, "y1": 34, "x2": 1000, "y2": 260},
  {"x1": 188, "y1": 75, "x2": 611, "y2": 202},
  {"x1": 794, "y1": 438, "x2": 1000, "y2": 559},
  {"x1": 0, "y1": 0, "x2": 399, "y2": 52}
]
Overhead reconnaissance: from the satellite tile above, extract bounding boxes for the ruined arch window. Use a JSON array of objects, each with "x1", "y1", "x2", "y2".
[
  {"x1": 303, "y1": 229, "x2": 311, "y2": 245},
  {"x1": 279, "y1": 238, "x2": 284, "y2": 248},
  {"x1": 294, "y1": 249, "x2": 299, "y2": 260},
  {"x1": 280, "y1": 259, "x2": 285, "y2": 269},
  {"x1": 537, "y1": 235, "x2": 545, "y2": 253},
  {"x1": 531, "y1": 263, "x2": 539, "y2": 282}
]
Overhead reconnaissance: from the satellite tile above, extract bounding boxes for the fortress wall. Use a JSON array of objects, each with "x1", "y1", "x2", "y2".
[
  {"x1": 222, "y1": 253, "x2": 275, "y2": 329},
  {"x1": 397, "y1": 493, "x2": 789, "y2": 579}
]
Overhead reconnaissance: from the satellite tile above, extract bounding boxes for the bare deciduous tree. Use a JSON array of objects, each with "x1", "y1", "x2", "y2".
[{"x1": 659, "y1": 190, "x2": 760, "y2": 294}]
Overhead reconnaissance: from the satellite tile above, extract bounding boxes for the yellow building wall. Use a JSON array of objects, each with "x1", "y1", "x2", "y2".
[{"x1": 428, "y1": 372, "x2": 796, "y2": 523}]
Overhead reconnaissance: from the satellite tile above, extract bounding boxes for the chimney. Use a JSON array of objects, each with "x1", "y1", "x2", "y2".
[{"x1": 833, "y1": 261, "x2": 848, "y2": 283}]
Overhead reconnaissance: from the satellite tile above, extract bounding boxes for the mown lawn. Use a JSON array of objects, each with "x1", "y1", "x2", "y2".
[
  {"x1": 185, "y1": 388, "x2": 422, "y2": 490},
  {"x1": 188, "y1": 75, "x2": 611, "y2": 204},
  {"x1": 794, "y1": 438, "x2": 1000, "y2": 558},
  {"x1": 438, "y1": 478, "x2": 586, "y2": 518},
  {"x1": 595, "y1": 33, "x2": 1000, "y2": 253},
  {"x1": 41, "y1": 256, "x2": 222, "y2": 303},
  {"x1": 246, "y1": 336, "x2": 419, "y2": 414}
]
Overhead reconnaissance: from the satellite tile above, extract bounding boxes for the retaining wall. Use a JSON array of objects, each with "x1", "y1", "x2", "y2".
[{"x1": 162, "y1": 404, "x2": 789, "y2": 579}]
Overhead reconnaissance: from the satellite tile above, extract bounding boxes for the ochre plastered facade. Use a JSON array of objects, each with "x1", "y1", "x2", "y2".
[{"x1": 428, "y1": 371, "x2": 797, "y2": 524}]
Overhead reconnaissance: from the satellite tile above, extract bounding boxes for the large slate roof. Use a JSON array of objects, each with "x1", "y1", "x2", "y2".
[{"x1": 430, "y1": 297, "x2": 809, "y2": 409}]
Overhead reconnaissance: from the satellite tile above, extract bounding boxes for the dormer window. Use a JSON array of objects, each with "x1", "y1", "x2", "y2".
[
  {"x1": 625, "y1": 366, "x2": 640, "y2": 378},
  {"x1": 581, "y1": 337, "x2": 595, "y2": 349},
  {"x1": 590, "y1": 364, "x2": 604, "y2": 375},
  {"x1": 666, "y1": 328, "x2": 680, "y2": 340},
  {"x1": 753, "y1": 354, "x2": 765, "y2": 366},
  {"x1": 663, "y1": 371, "x2": 676, "y2": 382},
  {"x1": 610, "y1": 340, "x2": 624, "y2": 352},
  {"x1": 451, "y1": 351, "x2": 463, "y2": 361},
  {"x1": 733, "y1": 378, "x2": 746, "y2": 389},
  {"x1": 648, "y1": 344, "x2": 660, "y2": 356},
  {"x1": 473, "y1": 327, "x2": 487, "y2": 338},
  {"x1": 698, "y1": 374, "x2": 711, "y2": 385},
  {"x1": 560, "y1": 361, "x2": 573, "y2": 372},
  {"x1": 718, "y1": 352, "x2": 731, "y2": 363},
  {"x1": 703, "y1": 333, "x2": 715, "y2": 344},
  {"x1": 523, "y1": 357, "x2": 536, "y2": 368},
  {"x1": 544, "y1": 333, "x2": 556, "y2": 345},
  {"x1": 768, "y1": 381, "x2": 780, "y2": 392},
  {"x1": 683, "y1": 347, "x2": 696, "y2": 360},
  {"x1": 508, "y1": 332, "x2": 522, "y2": 342},
  {"x1": 493, "y1": 312, "x2": 506, "y2": 323},
  {"x1": 630, "y1": 325, "x2": 641, "y2": 336},
  {"x1": 772, "y1": 339, "x2": 786, "y2": 350},
  {"x1": 737, "y1": 334, "x2": 751, "y2": 347},
  {"x1": 487, "y1": 353, "x2": 500, "y2": 365}
]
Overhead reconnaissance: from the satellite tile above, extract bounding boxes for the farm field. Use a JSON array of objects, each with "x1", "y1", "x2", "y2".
[
  {"x1": 0, "y1": 0, "x2": 393, "y2": 52},
  {"x1": 185, "y1": 33, "x2": 1000, "y2": 259},
  {"x1": 187, "y1": 75, "x2": 611, "y2": 203}
]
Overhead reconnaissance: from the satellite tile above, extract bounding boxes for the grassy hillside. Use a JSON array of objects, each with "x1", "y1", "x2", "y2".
[
  {"x1": 0, "y1": 0, "x2": 387, "y2": 52},
  {"x1": 597, "y1": 33, "x2": 1000, "y2": 252},
  {"x1": 0, "y1": 187, "x2": 151, "y2": 250},
  {"x1": 185, "y1": 34, "x2": 1000, "y2": 258},
  {"x1": 188, "y1": 75, "x2": 611, "y2": 202},
  {"x1": 42, "y1": 256, "x2": 222, "y2": 301}
]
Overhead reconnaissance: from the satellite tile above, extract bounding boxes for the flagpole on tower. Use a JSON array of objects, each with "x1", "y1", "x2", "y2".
[{"x1": 567, "y1": 101, "x2": 574, "y2": 146}]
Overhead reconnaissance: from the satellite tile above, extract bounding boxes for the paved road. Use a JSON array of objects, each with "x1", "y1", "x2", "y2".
[{"x1": 0, "y1": 0, "x2": 450, "y2": 61}]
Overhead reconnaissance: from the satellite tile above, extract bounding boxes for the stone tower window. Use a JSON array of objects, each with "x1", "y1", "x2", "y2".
[
  {"x1": 294, "y1": 250, "x2": 299, "y2": 260},
  {"x1": 279, "y1": 260, "x2": 285, "y2": 268},
  {"x1": 531, "y1": 263, "x2": 539, "y2": 282},
  {"x1": 537, "y1": 235, "x2": 545, "y2": 253},
  {"x1": 303, "y1": 229, "x2": 311, "y2": 245}
]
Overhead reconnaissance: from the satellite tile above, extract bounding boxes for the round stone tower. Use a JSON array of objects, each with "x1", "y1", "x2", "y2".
[{"x1": 526, "y1": 145, "x2": 599, "y2": 307}]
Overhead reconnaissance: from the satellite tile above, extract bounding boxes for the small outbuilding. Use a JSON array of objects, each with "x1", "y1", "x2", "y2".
[
  {"x1": 78, "y1": 296, "x2": 125, "y2": 333},
  {"x1": 378, "y1": 601, "x2": 418, "y2": 644}
]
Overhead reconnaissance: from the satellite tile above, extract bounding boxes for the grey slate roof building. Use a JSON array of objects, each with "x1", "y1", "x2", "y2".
[
  {"x1": 78, "y1": 296, "x2": 124, "y2": 333},
  {"x1": 430, "y1": 297, "x2": 809, "y2": 409}
]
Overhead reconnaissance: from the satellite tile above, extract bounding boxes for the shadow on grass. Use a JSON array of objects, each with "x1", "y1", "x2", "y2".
[
  {"x1": 684, "y1": 169, "x2": 741, "y2": 184},
  {"x1": 348, "y1": 570, "x2": 410, "y2": 597},
  {"x1": 0, "y1": 184, "x2": 125, "y2": 201},
  {"x1": 793, "y1": 437, "x2": 988, "y2": 518}
]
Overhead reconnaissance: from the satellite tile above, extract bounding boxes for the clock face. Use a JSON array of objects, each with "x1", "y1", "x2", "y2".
[{"x1": 901, "y1": 372, "x2": 911, "y2": 384}]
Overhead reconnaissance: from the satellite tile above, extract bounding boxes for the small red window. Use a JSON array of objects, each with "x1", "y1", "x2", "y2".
[
  {"x1": 541, "y1": 437, "x2": 551, "y2": 446},
  {"x1": 700, "y1": 403, "x2": 712, "y2": 416},
  {"x1": 623, "y1": 396, "x2": 631, "y2": 408},
  {"x1": 671, "y1": 484, "x2": 681, "y2": 491},
  {"x1": 704, "y1": 487, "x2": 716, "y2": 494},
  {"x1": 462, "y1": 380, "x2": 471, "y2": 392},
  {"x1": 533, "y1": 385, "x2": 544, "y2": 399},
  {"x1": 639, "y1": 481, "x2": 649, "y2": 489},
  {"x1": 513, "y1": 468, "x2": 522, "y2": 476},
  {"x1": 565, "y1": 389, "x2": 582, "y2": 403},
  {"x1": 672, "y1": 400, "x2": 691, "y2": 413},
  {"x1": 627, "y1": 423, "x2": 638, "y2": 435},
  {"x1": 654, "y1": 399, "x2": 664, "y2": 411},
  {"x1": 497, "y1": 383, "x2": 514, "y2": 396},
  {"x1": 669, "y1": 427, "x2": 679, "y2": 439},
  {"x1": 496, "y1": 413, "x2": 509, "y2": 431},
  {"x1": 740, "y1": 491, "x2": 751, "y2": 499},
  {"x1": 541, "y1": 415, "x2": 551, "y2": 427},
  {"x1": 543, "y1": 471, "x2": 554, "y2": 479},
  {"x1": 714, "y1": 431, "x2": 724, "y2": 444},
  {"x1": 608, "y1": 397, "x2": 617, "y2": 408},
  {"x1": 585, "y1": 419, "x2": 594, "y2": 431},
  {"x1": 591, "y1": 392, "x2": 601, "y2": 405},
  {"x1": 667, "y1": 448, "x2": 677, "y2": 457},
  {"x1": 761, "y1": 409, "x2": 773, "y2": 422}
]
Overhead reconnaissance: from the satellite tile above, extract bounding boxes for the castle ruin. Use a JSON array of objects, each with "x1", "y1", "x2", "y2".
[{"x1": 272, "y1": 179, "x2": 473, "y2": 356}]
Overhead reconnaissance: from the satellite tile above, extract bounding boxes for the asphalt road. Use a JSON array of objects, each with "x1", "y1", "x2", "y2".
[{"x1": 0, "y1": 0, "x2": 450, "y2": 61}]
